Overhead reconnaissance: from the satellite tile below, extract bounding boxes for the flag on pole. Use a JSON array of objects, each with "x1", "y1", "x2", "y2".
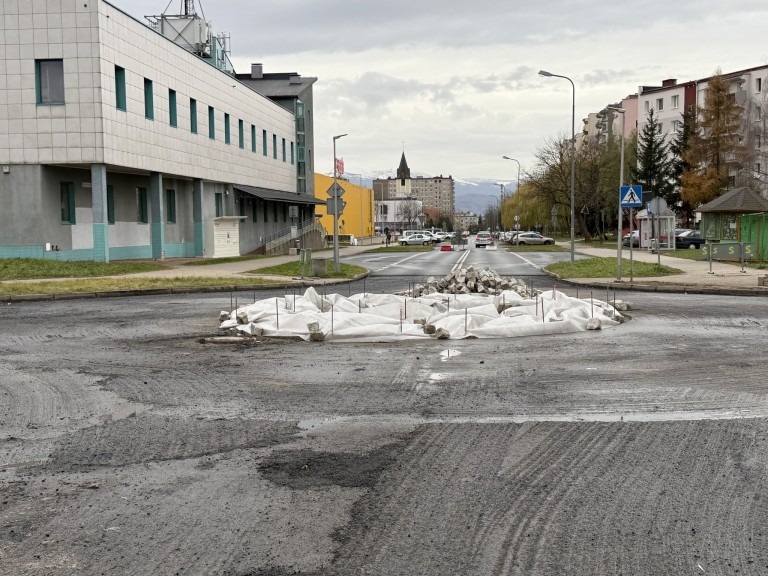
[{"x1": 335, "y1": 157, "x2": 345, "y2": 177}]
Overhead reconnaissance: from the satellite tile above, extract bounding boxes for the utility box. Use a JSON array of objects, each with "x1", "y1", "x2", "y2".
[{"x1": 311, "y1": 258, "x2": 328, "y2": 277}]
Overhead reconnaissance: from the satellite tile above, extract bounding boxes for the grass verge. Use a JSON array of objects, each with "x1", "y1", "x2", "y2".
[
  {"x1": 0, "y1": 276, "x2": 284, "y2": 297},
  {"x1": 546, "y1": 257, "x2": 682, "y2": 278},
  {"x1": 248, "y1": 261, "x2": 367, "y2": 279},
  {"x1": 182, "y1": 255, "x2": 273, "y2": 266},
  {"x1": 365, "y1": 245, "x2": 435, "y2": 253},
  {"x1": 506, "y1": 244, "x2": 567, "y2": 253},
  {"x1": 0, "y1": 258, "x2": 168, "y2": 280}
]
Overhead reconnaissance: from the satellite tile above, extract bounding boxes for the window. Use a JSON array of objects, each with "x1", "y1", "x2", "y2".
[
  {"x1": 144, "y1": 78, "x2": 154, "y2": 119},
  {"x1": 251, "y1": 125, "x2": 256, "y2": 152},
  {"x1": 190, "y1": 98, "x2": 197, "y2": 133},
  {"x1": 36, "y1": 59, "x2": 64, "y2": 104},
  {"x1": 115, "y1": 66, "x2": 126, "y2": 110},
  {"x1": 757, "y1": 163, "x2": 762, "y2": 174},
  {"x1": 644, "y1": 101, "x2": 650, "y2": 113},
  {"x1": 671, "y1": 120, "x2": 681, "y2": 133},
  {"x1": 757, "y1": 78, "x2": 763, "y2": 93},
  {"x1": 169, "y1": 89, "x2": 177, "y2": 127},
  {"x1": 137, "y1": 188, "x2": 148, "y2": 224},
  {"x1": 656, "y1": 98, "x2": 663, "y2": 111},
  {"x1": 238, "y1": 120, "x2": 244, "y2": 149},
  {"x1": 290, "y1": 142, "x2": 295, "y2": 165},
  {"x1": 208, "y1": 106, "x2": 215, "y2": 139},
  {"x1": 282, "y1": 138, "x2": 286, "y2": 162},
  {"x1": 60, "y1": 182, "x2": 75, "y2": 224},
  {"x1": 263, "y1": 201, "x2": 268, "y2": 222},
  {"x1": 224, "y1": 113, "x2": 230, "y2": 144},
  {"x1": 239, "y1": 197, "x2": 246, "y2": 217},
  {"x1": 262, "y1": 130, "x2": 268, "y2": 156},
  {"x1": 671, "y1": 94, "x2": 679, "y2": 109},
  {"x1": 283, "y1": 205, "x2": 287, "y2": 222},
  {"x1": 252, "y1": 201, "x2": 258, "y2": 222},
  {"x1": 215, "y1": 192, "x2": 223, "y2": 217},
  {"x1": 166, "y1": 189, "x2": 176, "y2": 223},
  {"x1": 273, "y1": 202, "x2": 278, "y2": 222},
  {"x1": 107, "y1": 185, "x2": 115, "y2": 224},
  {"x1": 273, "y1": 134, "x2": 277, "y2": 159}
]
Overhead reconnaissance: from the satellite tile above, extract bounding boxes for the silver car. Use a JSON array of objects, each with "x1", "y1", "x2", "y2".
[
  {"x1": 399, "y1": 233, "x2": 433, "y2": 246},
  {"x1": 513, "y1": 232, "x2": 554, "y2": 245}
]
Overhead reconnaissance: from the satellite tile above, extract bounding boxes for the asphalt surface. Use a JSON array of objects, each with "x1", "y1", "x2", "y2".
[{"x1": 2, "y1": 270, "x2": 768, "y2": 575}]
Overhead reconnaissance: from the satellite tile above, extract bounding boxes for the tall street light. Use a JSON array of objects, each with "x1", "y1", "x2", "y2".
[
  {"x1": 502, "y1": 156, "x2": 521, "y2": 196},
  {"x1": 607, "y1": 107, "x2": 626, "y2": 281},
  {"x1": 539, "y1": 70, "x2": 576, "y2": 262},
  {"x1": 332, "y1": 133, "x2": 347, "y2": 273}
]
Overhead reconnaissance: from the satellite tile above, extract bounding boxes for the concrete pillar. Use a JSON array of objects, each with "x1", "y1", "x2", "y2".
[
  {"x1": 193, "y1": 178, "x2": 204, "y2": 257},
  {"x1": 150, "y1": 171, "x2": 165, "y2": 260},
  {"x1": 91, "y1": 163, "x2": 110, "y2": 262}
]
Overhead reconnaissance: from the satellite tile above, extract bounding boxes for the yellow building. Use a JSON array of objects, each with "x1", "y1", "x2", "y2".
[{"x1": 314, "y1": 173, "x2": 375, "y2": 240}]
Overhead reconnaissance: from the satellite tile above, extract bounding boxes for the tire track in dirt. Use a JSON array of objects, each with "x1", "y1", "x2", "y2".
[{"x1": 328, "y1": 420, "x2": 768, "y2": 576}]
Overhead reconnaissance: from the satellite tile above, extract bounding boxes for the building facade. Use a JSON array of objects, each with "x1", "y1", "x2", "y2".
[
  {"x1": 454, "y1": 211, "x2": 480, "y2": 232},
  {"x1": 0, "y1": 0, "x2": 321, "y2": 261},
  {"x1": 372, "y1": 153, "x2": 455, "y2": 220},
  {"x1": 313, "y1": 173, "x2": 374, "y2": 240}
]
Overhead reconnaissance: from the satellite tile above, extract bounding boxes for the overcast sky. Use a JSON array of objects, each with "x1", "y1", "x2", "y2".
[{"x1": 111, "y1": 0, "x2": 768, "y2": 184}]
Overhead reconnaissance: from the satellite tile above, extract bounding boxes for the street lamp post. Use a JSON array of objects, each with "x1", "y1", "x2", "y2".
[
  {"x1": 539, "y1": 70, "x2": 576, "y2": 262},
  {"x1": 332, "y1": 133, "x2": 347, "y2": 273},
  {"x1": 607, "y1": 107, "x2": 626, "y2": 281},
  {"x1": 502, "y1": 156, "x2": 521, "y2": 198}
]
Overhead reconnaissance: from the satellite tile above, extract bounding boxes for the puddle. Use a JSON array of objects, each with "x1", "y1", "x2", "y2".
[{"x1": 440, "y1": 349, "x2": 461, "y2": 361}]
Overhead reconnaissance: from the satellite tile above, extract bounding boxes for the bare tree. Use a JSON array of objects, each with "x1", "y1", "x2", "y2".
[{"x1": 397, "y1": 198, "x2": 422, "y2": 229}]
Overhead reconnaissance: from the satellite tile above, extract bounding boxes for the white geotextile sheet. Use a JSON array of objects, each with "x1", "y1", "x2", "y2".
[{"x1": 220, "y1": 287, "x2": 622, "y2": 342}]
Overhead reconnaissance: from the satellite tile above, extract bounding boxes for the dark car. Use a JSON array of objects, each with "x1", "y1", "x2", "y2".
[{"x1": 675, "y1": 229, "x2": 703, "y2": 249}]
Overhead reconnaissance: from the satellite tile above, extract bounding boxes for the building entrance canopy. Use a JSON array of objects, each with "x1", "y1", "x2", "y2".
[{"x1": 234, "y1": 184, "x2": 325, "y2": 205}]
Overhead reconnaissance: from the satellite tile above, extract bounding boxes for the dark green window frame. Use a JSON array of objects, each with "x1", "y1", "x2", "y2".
[
  {"x1": 252, "y1": 200, "x2": 258, "y2": 222},
  {"x1": 208, "y1": 106, "x2": 215, "y2": 139},
  {"x1": 166, "y1": 189, "x2": 176, "y2": 223},
  {"x1": 115, "y1": 65, "x2": 126, "y2": 111},
  {"x1": 144, "y1": 78, "x2": 154, "y2": 120},
  {"x1": 190, "y1": 98, "x2": 198, "y2": 133},
  {"x1": 263, "y1": 201, "x2": 268, "y2": 222},
  {"x1": 251, "y1": 125, "x2": 256, "y2": 152},
  {"x1": 272, "y1": 134, "x2": 277, "y2": 159},
  {"x1": 239, "y1": 196, "x2": 247, "y2": 217},
  {"x1": 169, "y1": 89, "x2": 177, "y2": 127},
  {"x1": 262, "y1": 130, "x2": 268, "y2": 156},
  {"x1": 36, "y1": 59, "x2": 64, "y2": 105},
  {"x1": 60, "y1": 182, "x2": 75, "y2": 224},
  {"x1": 224, "y1": 113, "x2": 231, "y2": 144},
  {"x1": 273, "y1": 202, "x2": 278, "y2": 222},
  {"x1": 107, "y1": 185, "x2": 115, "y2": 224},
  {"x1": 282, "y1": 138, "x2": 286, "y2": 162},
  {"x1": 215, "y1": 192, "x2": 223, "y2": 217},
  {"x1": 238, "y1": 119, "x2": 244, "y2": 149},
  {"x1": 290, "y1": 142, "x2": 295, "y2": 165},
  {"x1": 137, "y1": 187, "x2": 148, "y2": 224}
]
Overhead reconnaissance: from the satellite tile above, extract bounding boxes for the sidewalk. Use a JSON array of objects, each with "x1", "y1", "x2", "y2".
[{"x1": 561, "y1": 244, "x2": 768, "y2": 295}]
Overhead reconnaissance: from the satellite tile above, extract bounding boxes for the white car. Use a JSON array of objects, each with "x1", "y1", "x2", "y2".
[
  {"x1": 399, "y1": 233, "x2": 434, "y2": 246},
  {"x1": 474, "y1": 231, "x2": 494, "y2": 247},
  {"x1": 512, "y1": 232, "x2": 555, "y2": 245}
]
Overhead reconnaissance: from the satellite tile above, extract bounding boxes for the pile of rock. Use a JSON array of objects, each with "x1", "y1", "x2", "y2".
[{"x1": 412, "y1": 266, "x2": 536, "y2": 298}]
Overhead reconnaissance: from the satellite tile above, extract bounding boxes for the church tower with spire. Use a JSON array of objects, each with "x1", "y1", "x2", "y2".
[{"x1": 395, "y1": 152, "x2": 412, "y2": 196}]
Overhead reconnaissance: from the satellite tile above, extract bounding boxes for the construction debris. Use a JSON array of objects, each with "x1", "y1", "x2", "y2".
[{"x1": 216, "y1": 274, "x2": 625, "y2": 342}]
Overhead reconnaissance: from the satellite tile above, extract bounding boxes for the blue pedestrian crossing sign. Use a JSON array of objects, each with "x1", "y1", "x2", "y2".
[{"x1": 620, "y1": 185, "x2": 643, "y2": 207}]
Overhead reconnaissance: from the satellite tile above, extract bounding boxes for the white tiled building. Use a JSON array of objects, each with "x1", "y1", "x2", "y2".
[{"x1": 0, "y1": 0, "x2": 320, "y2": 261}]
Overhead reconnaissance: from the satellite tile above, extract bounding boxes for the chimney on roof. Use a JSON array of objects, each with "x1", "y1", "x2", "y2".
[
  {"x1": 289, "y1": 75, "x2": 302, "y2": 85},
  {"x1": 661, "y1": 78, "x2": 677, "y2": 87},
  {"x1": 251, "y1": 63, "x2": 263, "y2": 79}
]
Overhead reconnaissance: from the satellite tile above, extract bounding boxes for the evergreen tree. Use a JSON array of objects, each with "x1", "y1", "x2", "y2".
[
  {"x1": 681, "y1": 70, "x2": 745, "y2": 205},
  {"x1": 669, "y1": 107, "x2": 697, "y2": 225},
  {"x1": 632, "y1": 108, "x2": 674, "y2": 203}
]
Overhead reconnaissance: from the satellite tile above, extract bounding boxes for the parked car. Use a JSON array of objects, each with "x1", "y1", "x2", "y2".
[
  {"x1": 675, "y1": 229, "x2": 703, "y2": 249},
  {"x1": 399, "y1": 233, "x2": 433, "y2": 246},
  {"x1": 622, "y1": 231, "x2": 639, "y2": 247},
  {"x1": 474, "y1": 231, "x2": 494, "y2": 247},
  {"x1": 513, "y1": 232, "x2": 555, "y2": 245}
]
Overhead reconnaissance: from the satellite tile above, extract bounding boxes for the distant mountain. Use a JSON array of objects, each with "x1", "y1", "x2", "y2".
[{"x1": 335, "y1": 171, "x2": 513, "y2": 215}]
